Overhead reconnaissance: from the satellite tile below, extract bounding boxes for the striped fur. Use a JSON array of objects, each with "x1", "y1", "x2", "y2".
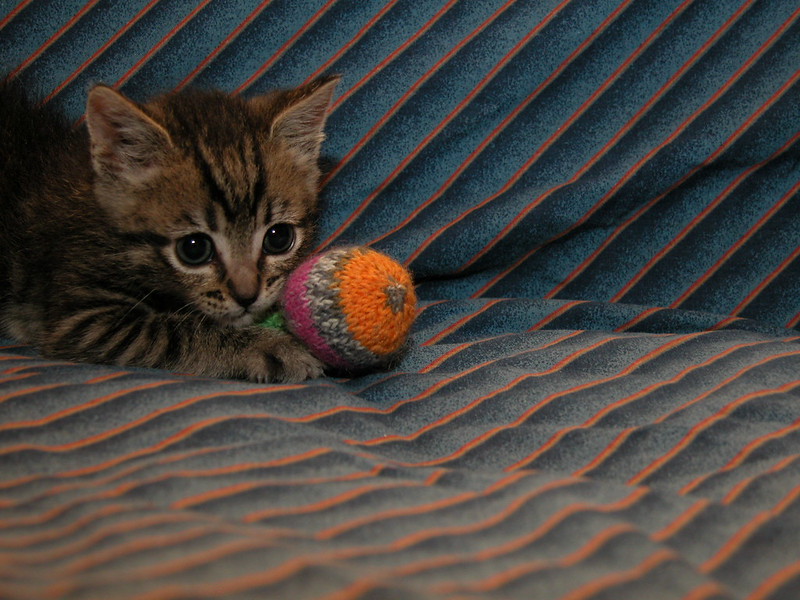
[{"x1": 0, "y1": 75, "x2": 339, "y2": 381}]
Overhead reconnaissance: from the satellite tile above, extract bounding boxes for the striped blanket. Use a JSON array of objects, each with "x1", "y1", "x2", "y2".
[{"x1": 2, "y1": 1, "x2": 799, "y2": 598}]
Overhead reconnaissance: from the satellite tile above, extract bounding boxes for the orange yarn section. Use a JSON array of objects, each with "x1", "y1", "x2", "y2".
[{"x1": 335, "y1": 248, "x2": 417, "y2": 356}]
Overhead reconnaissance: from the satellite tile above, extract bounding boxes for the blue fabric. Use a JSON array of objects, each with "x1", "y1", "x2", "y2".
[{"x1": 2, "y1": 1, "x2": 800, "y2": 598}]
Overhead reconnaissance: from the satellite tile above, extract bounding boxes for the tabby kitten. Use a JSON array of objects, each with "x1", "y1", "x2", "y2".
[{"x1": 0, "y1": 76, "x2": 340, "y2": 382}]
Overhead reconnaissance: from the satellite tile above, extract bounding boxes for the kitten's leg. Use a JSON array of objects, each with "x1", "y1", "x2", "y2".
[{"x1": 38, "y1": 302, "x2": 324, "y2": 382}]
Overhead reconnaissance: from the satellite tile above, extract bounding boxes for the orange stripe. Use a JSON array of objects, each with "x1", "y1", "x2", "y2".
[
  {"x1": 175, "y1": 0, "x2": 274, "y2": 91},
  {"x1": 420, "y1": 332, "x2": 514, "y2": 373},
  {"x1": 629, "y1": 377, "x2": 800, "y2": 486},
  {"x1": 651, "y1": 498, "x2": 711, "y2": 542},
  {"x1": 58, "y1": 522, "x2": 283, "y2": 580},
  {"x1": 347, "y1": 0, "x2": 575, "y2": 251},
  {"x1": 482, "y1": 3, "x2": 794, "y2": 300},
  {"x1": 320, "y1": 580, "x2": 379, "y2": 600},
  {"x1": 422, "y1": 298, "x2": 505, "y2": 346},
  {"x1": 0, "y1": 506, "x2": 236, "y2": 567},
  {"x1": 574, "y1": 7, "x2": 799, "y2": 303},
  {"x1": 547, "y1": 0, "x2": 766, "y2": 301},
  {"x1": 529, "y1": 300, "x2": 589, "y2": 330},
  {"x1": 314, "y1": 470, "x2": 531, "y2": 541},
  {"x1": 0, "y1": 446, "x2": 333, "y2": 518},
  {"x1": 54, "y1": 484, "x2": 480, "y2": 593},
  {"x1": 398, "y1": 0, "x2": 636, "y2": 266},
  {"x1": 0, "y1": 375, "x2": 51, "y2": 396},
  {"x1": 508, "y1": 333, "x2": 706, "y2": 471},
  {"x1": 644, "y1": 347, "x2": 800, "y2": 426},
  {"x1": 770, "y1": 481, "x2": 800, "y2": 517},
  {"x1": 617, "y1": 129, "x2": 800, "y2": 305},
  {"x1": 313, "y1": 332, "x2": 584, "y2": 435},
  {"x1": 19, "y1": 481, "x2": 645, "y2": 597},
  {"x1": 244, "y1": 468, "x2": 446, "y2": 523},
  {"x1": 356, "y1": 335, "x2": 620, "y2": 449},
  {"x1": 732, "y1": 237, "x2": 800, "y2": 317},
  {"x1": 0, "y1": 439, "x2": 315, "y2": 494},
  {"x1": 672, "y1": 177, "x2": 800, "y2": 309},
  {"x1": 786, "y1": 310, "x2": 800, "y2": 330},
  {"x1": 711, "y1": 316, "x2": 746, "y2": 331},
  {"x1": 303, "y1": 0, "x2": 400, "y2": 85},
  {"x1": 364, "y1": 335, "x2": 700, "y2": 471},
  {"x1": 20, "y1": 521, "x2": 212, "y2": 575},
  {"x1": 701, "y1": 512, "x2": 772, "y2": 574},
  {"x1": 315, "y1": 0, "x2": 518, "y2": 247},
  {"x1": 418, "y1": 340, "x2": 520, "y2": 383},
  {"x1": 329, "y1": 479, "x2": 584, "y2": 551},
  {"x1": 177, "y1": 464, "x2": 385, "y2": 512},
  {"x1": 7, "y1": 0, "x2": 102, "y2": 80},
  {"x1": 0, "y1": 0, "x2": 33, "y2": 31},
  {"x1": 0, "y1": 380, "x2": 179, "y2": 432},
  {"x1": 575, "y1": 339, "x2": 795, "y2": 478},
  {"x1": 422, "y1": 329, "x2": 582, "y2": 373},
  {"x1": 81, "y1": 331, "x2": 571, "y2": 441},
  {"x1": 437, "y1": 524, "x2": 640, "y2": 594},
  {"x1": 396, "y1": 338, "x2": 665, "y2": 466},
  {"x1": 607, "y1": 15, "x2": 800, "y2": 303},
  {"x1": 559, "y1": 549, "x2": 679, "y2": 600},
  {"x1": 437, "y1": 490, "x2": 649, "y2": 595},
  {"x1": 746, "y1": 560, "x2": 800, "y2": 600},
  {"x1": 0, "y1": 354, "x2": 29, "y2": 361},
  {"x1": 462, "y1": 0, "x2": 700, "y2": 280},
  {"x1": 83, "y1": 371, "x2": 131, "y2": 384},
  {"x1": 552, "y1": 67, "x2": 800, "y2": 304},
  {"x1": 682, "y1": 582, "x2": 732, "y2": 600},
  {"x1": 614, "y1": 306, "x2": 664, "y2": 332},
  {"x1": 113, "y1": 0, "x2": 215, "y2": 89},
  {"x1": 682, "y1": 420, "x2": 800, "y2": 496},
  {"x1": 650, "y1": 498, "x2": 713, "y2": 542},
  {"x1": 721, "y1": 454, "x2": 800, "y2": 505},
  {"x1": 325, "y1": 0, "x2": 459, "y2": 117},
  {"x1": 234, "y1": 0, "x2": 339, "y2": 95},
  {"x1": 572, "y1": 426, "x2": 635, "y2": 478},
  {"x1": 0, "y1": 504, "x2": 130, "y2": 550},
  {"x1": 43, "y1": 0, "x2": 161, "y2": 104},
  {"x1": 131, "y1": 546, "x2": 341, "y2": 599},
  {"x1": 2, "y1": 362, "x2": 63, "y2": 374},
  {"x1": 0, "y1": 448, "x2": 334, "y2": 535},
  {"x1": 0, "y1": 383, "x2": 307, "y2": 456}
]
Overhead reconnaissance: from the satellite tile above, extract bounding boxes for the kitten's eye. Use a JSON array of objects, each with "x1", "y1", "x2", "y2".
[
  {"x1": 263, "y1": 223, "x2": 295, "y2": 254},
  {"x1": 176, "y1": 234, "x2": 215, "y2": 265}
]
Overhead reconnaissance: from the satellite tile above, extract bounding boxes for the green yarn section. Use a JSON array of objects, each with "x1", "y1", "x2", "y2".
[{"x1": 258, "y1": 311, "x2": 287, "y2": 331}]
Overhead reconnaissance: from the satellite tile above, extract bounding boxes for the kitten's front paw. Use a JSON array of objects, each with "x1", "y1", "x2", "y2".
[{"x1": 245, "y1": 331, "x2": 324, "y2": 383}]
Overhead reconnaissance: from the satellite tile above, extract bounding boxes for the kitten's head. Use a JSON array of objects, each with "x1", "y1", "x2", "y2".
[{"x1": 84, "y1": 76, "x2": 338, "y2": 326}]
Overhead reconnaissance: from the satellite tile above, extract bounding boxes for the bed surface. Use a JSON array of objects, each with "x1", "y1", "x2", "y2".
[{"x1": 1, "y1": 1, "x2": 800, "y2": 598}]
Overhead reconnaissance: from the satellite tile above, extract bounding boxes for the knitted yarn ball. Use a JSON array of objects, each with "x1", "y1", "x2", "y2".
[{"x1": 280, "y1": 246, "x2": 417, "y2": 372}]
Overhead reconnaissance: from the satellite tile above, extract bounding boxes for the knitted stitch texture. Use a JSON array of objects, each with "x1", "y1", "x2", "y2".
[{"x1": 281, "y1": 247, "x2": 416, "y2": 372}]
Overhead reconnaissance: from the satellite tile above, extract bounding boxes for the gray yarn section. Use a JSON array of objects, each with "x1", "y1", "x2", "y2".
[{"x1": 305, "y1": 247, "x2": 381, "y2": 368}]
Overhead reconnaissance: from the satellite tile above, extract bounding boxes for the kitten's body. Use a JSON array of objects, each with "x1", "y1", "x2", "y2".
[{"x1": 0, "y1": 77, "x2": 338, "y2": 381}]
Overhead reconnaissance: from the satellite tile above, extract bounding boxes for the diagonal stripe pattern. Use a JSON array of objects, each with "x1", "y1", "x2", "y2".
[{"x1": 2, "y1": 1, "x2": 800, "y2": 599}]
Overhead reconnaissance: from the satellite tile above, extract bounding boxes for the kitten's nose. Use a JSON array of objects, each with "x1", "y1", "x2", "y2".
[
  {"x1": 228, "y1": 265, "x2": 260, "y2": 309},
  {"x1": 232, "y1": 291, "x2": 258, "y2": 309}
]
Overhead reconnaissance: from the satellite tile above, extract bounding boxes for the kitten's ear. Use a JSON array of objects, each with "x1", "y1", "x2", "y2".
[
  {"x1": 263, "y1": 76, "x2": 339, "y2": 163},
  {"x1": 85, "y1": 85, "x2": 172, "y2": 185}
]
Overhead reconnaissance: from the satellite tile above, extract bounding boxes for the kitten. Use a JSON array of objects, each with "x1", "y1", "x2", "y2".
[{"x1": 0, "y1": 75, "x2": 340, "y2": 382}]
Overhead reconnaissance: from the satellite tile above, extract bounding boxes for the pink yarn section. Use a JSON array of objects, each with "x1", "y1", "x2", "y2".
[{"x1": 281, "y1": 254, "x2": 350, "y2": 370}]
